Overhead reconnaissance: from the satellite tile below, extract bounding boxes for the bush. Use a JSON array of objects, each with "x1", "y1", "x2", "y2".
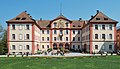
[
  {"x1": 60, "y1": 48, "x2": 65, "y2": 52},
  {"x1": 47, "y1": 48, "x2": 52, "y2": 52},
  {"x1": 37, "y1": 50, "x2": 42, "y2": 54},
  {"x1": 64, "y1": 49, "x2": 70, "y2": 53}
]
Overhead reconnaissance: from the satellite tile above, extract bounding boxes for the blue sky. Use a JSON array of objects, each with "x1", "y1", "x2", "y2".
[{"x1": 0, "y1": 0, "x2": 120, "y2": 28}]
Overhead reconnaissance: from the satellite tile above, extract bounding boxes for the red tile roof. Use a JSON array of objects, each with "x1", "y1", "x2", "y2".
[
  {"x1": 89, "y1": 11, "x2": 118, "y2": 23},
  {"x1": 7, "y1": 11, "x2": 35, "y2": 23}
]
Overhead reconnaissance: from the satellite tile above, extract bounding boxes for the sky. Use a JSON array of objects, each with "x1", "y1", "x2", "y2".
[{"x1": 0, "y1": 0, "x2": 120, "y2": 28}]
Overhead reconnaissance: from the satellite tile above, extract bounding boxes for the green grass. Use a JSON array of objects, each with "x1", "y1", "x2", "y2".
[{"x1": 0, "y1": 56, "x2": 120, "y2": 69}]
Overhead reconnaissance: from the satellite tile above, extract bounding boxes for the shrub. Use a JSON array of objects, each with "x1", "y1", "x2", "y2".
[
  {"x1": 47, "y1": 48, "x2": 52, "y2": 52},
  {"x1": 64, "y1": 49, "x2": 70, "y2": 53}
]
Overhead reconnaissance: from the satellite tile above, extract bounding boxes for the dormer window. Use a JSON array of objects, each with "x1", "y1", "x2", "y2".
[
  {"x1": 73, "y1": 25, "x2": 75, "y2": 27},
  {"x1": 78, "y1": 25, "x2": 81, "y2": 27},
  {"x1": 16, "y1": 18, "x2": 20, "y2": 20},
  {"x1": 104, "y1": 18, "x2": 108, "y2": 20},
  {"x1": 96, "y1": 18, "x2": 100, "y2": 20},
  {"x1": 21, "y1": 18, "x2": 26, "y2": 20}
]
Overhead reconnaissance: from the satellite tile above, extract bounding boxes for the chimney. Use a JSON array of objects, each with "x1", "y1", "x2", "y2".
[
  {"x1": 97, "y1": 10, "x2": 99, "y2": 13},
  {"x1": 27, "y1": 14, "x2": 30, "y2": 15},
  {"x1": 91, "y1": 15, "x2": 94, "y2": 18},
  {"x1": 25, "y1": 10, "x2": 27, "y2": 12},
  {"x1": 40, "y1": 18, "x2": 42, "y2": 21},
  {"x1": 79, "y1": 18, "x2": 82, "y2": 21}
]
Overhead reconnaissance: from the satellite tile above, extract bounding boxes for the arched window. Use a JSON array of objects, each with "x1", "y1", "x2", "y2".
[
  {"x1": 65, "y1": 43, "x2": 69, "y2": 49},
  {"x1": 59, "y1": 43, "x2": 63, "y2": 49},
  {"x1": 53, "y1": 43, "x2": 57, "y2": 49}
]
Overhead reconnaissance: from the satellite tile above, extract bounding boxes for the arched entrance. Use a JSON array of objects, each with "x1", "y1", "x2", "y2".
[
  {"x1": 65, "y1": 43, "x2": 69, "y2": 49},
  {"x1": 59, "y1": 43, "x2": 63, "y2": 49},
  {"x1": 53, "y1": 43, "x2": 57, "y2": 50}
]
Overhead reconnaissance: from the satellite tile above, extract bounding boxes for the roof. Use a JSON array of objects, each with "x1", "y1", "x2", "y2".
[
  {"x1": 71, "y1": 20, "x2": 85, "y2": 28},
  {"x1": 89, "y1": 11, "x2": 118, "y2": 23},
  {"x1": 38, "y1": 20, "x2": 51, "y2": 28},
  {"x1": 38, "y1": 20, "x2": 85, "y2": 28},
  {"x1": 7, "y1": 11, "x2": 35, "y2": 23},
  {"x1": 51, "y1": 14, "x2": 71, "y2": 22}
]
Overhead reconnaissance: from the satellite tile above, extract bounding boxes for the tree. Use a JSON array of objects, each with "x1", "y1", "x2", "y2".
[
  {"x1": 0, "y1": 23, "x2": 3, "y2": 32},
  {"x1": 2, "y1": 30, "x2": 7, "y2": 54},
  {"x1": 0, "y1": 24, "x2": 7, "y2": 55}
]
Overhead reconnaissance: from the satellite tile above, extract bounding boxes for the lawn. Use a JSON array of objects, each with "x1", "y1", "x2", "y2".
[{"x1": 0, "y1": 56, "x2": 120, "y2": 69}]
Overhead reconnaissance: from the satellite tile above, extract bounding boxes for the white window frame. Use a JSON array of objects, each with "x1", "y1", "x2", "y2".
[
  {"x1": 19, "y1": 45, "x2": 22, "y2": 50},
  {"x1": 19, "y1": 34, "x2": 22, "y2": 40}
]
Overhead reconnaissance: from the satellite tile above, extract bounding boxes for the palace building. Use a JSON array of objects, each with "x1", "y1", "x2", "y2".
[{"x1": 6, "y1": 10, "x2": 118, "y2": 54}]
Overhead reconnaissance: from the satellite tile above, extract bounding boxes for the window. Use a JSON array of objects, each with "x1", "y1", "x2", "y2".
[
  {"x1": 96, "y1": 18, "x2": 100, "y2": 20},
  {"x1": 73, "y1": 30, "x2": 75, "y2": 34},
  {"x1": 95, "y1": 34, "x2": 98, "y2": 39},
  {"x1": 47, "y1": 45, "x2": 49, "y2": 48},
  {"x1": 47, "y1": 30, "x2": 49, "y2": 34},
  {"x1": 104, "y1": 18, "x2": 108, "y2": 20},
  {"x1": 102, "y1": 34, "x2": 105, "y2": 39},
  {"x1": 73, "y1": 37, "x2": 75, "y2": 41},
  {"x1": 60, "y1": 37, "x2": 62, "y2": 41},
  {"x1": 109, "y1": 45, "x2": 112, "y2": 50},
  {"x1": 16, "y1": 18, "x2": 20, "y2": 20},
  {"x1": 95, "y1": 25, "x2": 98, "y2": 30},
  {"x1": 54, "y1": 23, "x2": 57, "y2": 27},
  {"x1": 102, "y1": 46, "x2": 105, "y2": 50},
  {"x1": 73, "y1": 25, "x2": 75, "y2": 27},
  {"x1": 66, "y1": 37, "x2": 68, "y2": 41},
  {"x1": 12, "y1": 34, "x2": 15, "y2": 39},
  {"x1": 54, "y1": 37, "x2": 56, "y2": 41},
  {"x1": 42, "y1": 30, "x2": 44, "y2": 34},
  {"x1": 47, "y1": 37, "x2": 49, "y2": 41},
  {"x1": 54, "y1": 30, "x2": 57, "y2": 34},
  {"x1": 78, "y1": 45, "x2": 80, "y2": 49},
  {"x1": 21, "y1": 18, "x2": 26, "y2": 20},
  {"x1": 12, "y1": 45, "x2": 15, "y2": 50},
  {"x1": 19, "y1": 34, "x2": 22, "y2": 40},
  {"x1": 109, "y1": 34, "x2": 112, "y2": 39},
  {"x1": 12, "y1": 24, "x2": 15, "y2": 30},
  {"x1": 102, "y1": 25, "x2": 105, "y2": 30},
  {"x1": 78, "y1": 37, "x2": 80, "y2": 41},
  {"x1": 109, "y1": 25, "x2": 112, "y2": 30},
  {"x1": 73, "y1": 45, "x2": 75, "y2": 49},
  {"x1": 26, "y1": 34, "x2": 29, "y2": 39},
  {"x1": 60, "y1": 30, "x2": 63, "y2": 34},
  {"x1": 19, "y1": 45, "x2": 22, "y2": 50},
  {"x1": 66, "y1": 30, "x2": 68, "y2": 34},
  {"x1": 78, "y1": 25, "x2": 81, "y2": 27},
  {"x1": 26, "y1": 25, "x2": 29, "y2": 30},
  {"x1": 42, "y1": 37, "x2": 44, "y2": 41},
  {"x1": 19, "y1": 25, "x2": 22, "y2": 30},
  {"x1": 95, "y1": 45, "x2": 98, "y2": 50},
  {"x1": 66, "y1": 23, "x2": 68, "y2": 27},
  {"x1": 78, "y1": 30, "x2": 80, "y2": 34},
  {"x1": 42, "y1": 45, "x2": 44, "y2": 49},
  {"x1": 26, "y1": 45, "x2": 30, "y2": 50}
]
